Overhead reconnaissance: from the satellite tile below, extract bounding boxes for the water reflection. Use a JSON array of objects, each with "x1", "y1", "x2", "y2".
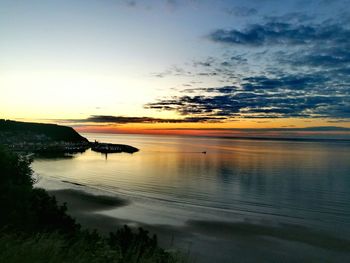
[{"x1": 33, "y1": 134, "x2": 350, "y2": 237}]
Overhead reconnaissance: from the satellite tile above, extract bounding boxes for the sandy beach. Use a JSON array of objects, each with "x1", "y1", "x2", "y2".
[{"x1": 41, "y1": 179, "x2": 350, "y2": 263}]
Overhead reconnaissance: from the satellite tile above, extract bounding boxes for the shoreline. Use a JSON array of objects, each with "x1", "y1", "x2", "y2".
[{"x1": 37, "y1": 178, "x2": 350, "y2": 263}]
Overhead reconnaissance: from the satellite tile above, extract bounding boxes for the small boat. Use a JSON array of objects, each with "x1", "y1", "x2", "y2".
[{"x1": 202, "y1": 151, "x2": 207, "y2": 154}]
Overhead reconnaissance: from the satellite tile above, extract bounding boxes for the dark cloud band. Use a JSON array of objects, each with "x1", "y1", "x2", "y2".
[
  {"x1": 145, "y1": 72, "x2": 350, "y2": 119},
  {"x1": 147, "y1": 15, "x2": 350, "y2": 121},
  {"x1": 208, "y1": 20, "x2": 350, "y2": 47},
  {"x1": 68, "y1": 115, "x2": 226, "y2": 124}
]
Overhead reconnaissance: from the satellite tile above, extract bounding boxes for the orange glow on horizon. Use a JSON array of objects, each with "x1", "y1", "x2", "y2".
[{"x1": 74, "y1": 124, "x2": 350, "y2": 139}]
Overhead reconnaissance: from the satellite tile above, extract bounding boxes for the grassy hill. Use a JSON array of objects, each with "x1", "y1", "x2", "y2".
[{"x1": 0, "y1": 119, "x2": 88, "y2": 143}]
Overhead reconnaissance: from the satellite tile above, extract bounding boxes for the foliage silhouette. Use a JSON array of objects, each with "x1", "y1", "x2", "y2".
[{"x1": 0, "y1": 146, "x2": 183, "y2": 263}]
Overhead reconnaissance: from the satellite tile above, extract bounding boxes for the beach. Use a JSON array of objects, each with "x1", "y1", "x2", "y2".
[{"x1": 36, "y1": 176, "x2": 350, "y2": 263}]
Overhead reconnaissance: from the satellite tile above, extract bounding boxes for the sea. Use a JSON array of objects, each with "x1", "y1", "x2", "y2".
[{"x1": 32, "y1": 133, "x2": 350, "y2": 263}]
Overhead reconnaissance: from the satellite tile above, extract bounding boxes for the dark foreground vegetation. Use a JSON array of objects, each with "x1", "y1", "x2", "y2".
[{"x1": 0, "y1": 146, "x2": 181, "y2": 263}]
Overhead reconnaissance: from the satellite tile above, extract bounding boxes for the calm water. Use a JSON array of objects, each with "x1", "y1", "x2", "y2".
[{"x1": 33, "y1": 133, "x2": 350, "y2": 262}]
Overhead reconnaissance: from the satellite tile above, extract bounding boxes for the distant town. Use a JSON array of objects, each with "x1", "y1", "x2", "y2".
[{"x1": 0, "y1": 119, "x2": 139, "y2": 156}]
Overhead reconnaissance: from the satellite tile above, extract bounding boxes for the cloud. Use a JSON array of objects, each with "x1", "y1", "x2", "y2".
[
  {"x1": 208, "y1": 20, "x2": 350, "y2": 46},
  {"x1": 126, "y1": 1, "x2": 136, "y2": 7},
  {"x1": 151, "y1": 54, "x2": 249, "y2": 83},
  {"x1": 153, "y1": 16, "x2": 350, "y2": 87},
  {"x1": 67, "y1": 115, "x2": 226, "y2": 124},
  {"x1": 229, "y1": 54, "x2": 248, "y2": 65},
  {"x1": 145, "y1": 73, "x2": 350, "y2": 119},
  {"x1": 148, "y1": 14, "x2": 350, "y2": 121},
  {"x1": 151, "y1": 65, "x2": 192, "y2": 78},
  {"x1": 279, "y1": 45, "x2": 350, "y2": 70},
  {"x1": 224, "y1": 6, "x2": 258, "y2": 17},
  {"x1": 193, "y1": 57, "x2": 216, "y2": 67},
  {"x1": 152, "y1": 126, "x2": 350, "y2": 132},
  {"x1": 327, "y1": 119, "x2": 350, "y2": 123}
]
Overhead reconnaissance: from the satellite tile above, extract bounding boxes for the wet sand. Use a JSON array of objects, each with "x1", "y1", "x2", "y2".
[
  {"x1": 49, "y1": 189, "x2": 129, "y2": 212},
  {"x1": 47, "y1": 188, "x2": 350, "y2": 263}
]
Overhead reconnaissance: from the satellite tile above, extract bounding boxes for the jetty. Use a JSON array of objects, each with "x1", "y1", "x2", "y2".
[{"x1": 91, "y1": 142, "x2": 139, "y2": 154}]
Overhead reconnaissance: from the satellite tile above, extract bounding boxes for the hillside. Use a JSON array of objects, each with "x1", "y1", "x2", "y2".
[{"x1": 0, "y1": 119, "x2": 88, "y2": 143}]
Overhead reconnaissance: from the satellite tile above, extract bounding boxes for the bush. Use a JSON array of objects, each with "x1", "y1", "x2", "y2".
[
  {"x1": 0, "y1": 146, "x2": 183, "y2": 263},
  {"x1": 0, "y1": 147, "x2": 34, "y2": 228},
  {"x1": 0, "y1": 146, "x2": 79, "y2": 234}
]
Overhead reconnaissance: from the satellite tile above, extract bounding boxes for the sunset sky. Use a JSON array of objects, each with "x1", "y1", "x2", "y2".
[{"x1": 1, "y1": 0, "x2": 350, "y2": 137}]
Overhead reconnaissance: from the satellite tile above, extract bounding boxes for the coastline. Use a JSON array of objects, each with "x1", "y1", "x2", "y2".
[
  {"x1": 35, "y1": 178, "x2": 194, "y2": 260},
  {"x1": 36, "y1": 177, "x2": 350, "y2": 263}
]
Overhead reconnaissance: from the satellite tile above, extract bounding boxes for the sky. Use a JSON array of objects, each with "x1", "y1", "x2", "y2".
[{"x1": 1, "y1": 0, "x2": 350, "y2": 138}]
